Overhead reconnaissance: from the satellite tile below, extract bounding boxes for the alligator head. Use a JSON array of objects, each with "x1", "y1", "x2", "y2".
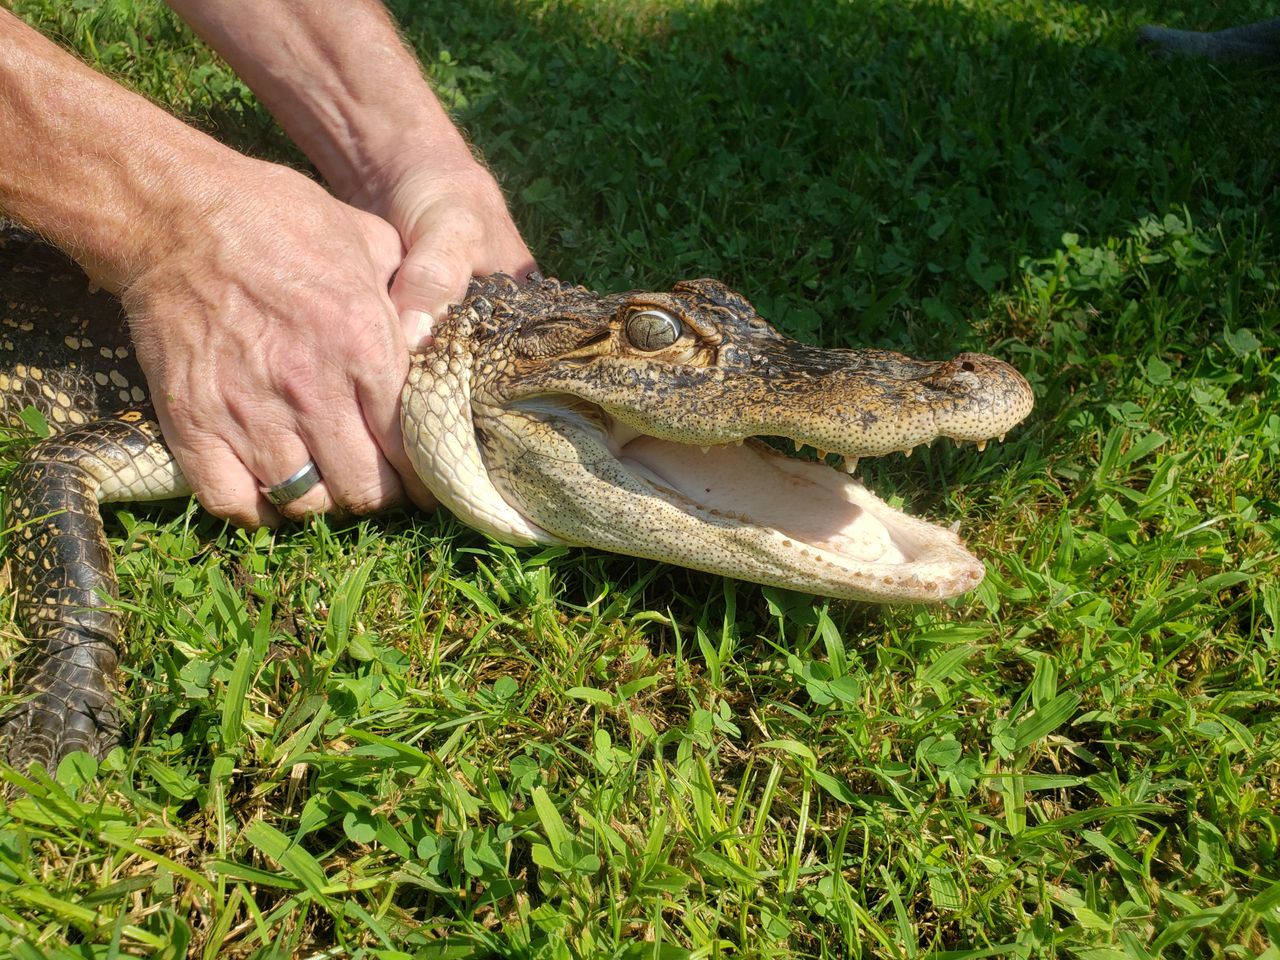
[{"x1": 402, "y1": 276, "x2": 1033, "y2": 602}]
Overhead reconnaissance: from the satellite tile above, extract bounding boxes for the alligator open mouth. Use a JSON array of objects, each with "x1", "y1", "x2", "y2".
[
  {"x1": 476, "y1": 399, "x2": 993, "y2": 603},
  {"x1": 620, "y1": 435, "x2": 921, "y2": 564}
]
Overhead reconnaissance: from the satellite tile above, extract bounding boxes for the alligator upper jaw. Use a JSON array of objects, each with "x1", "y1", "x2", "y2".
[{"x1": 483, "y1": 399, "x2": 989, "y2": 603}]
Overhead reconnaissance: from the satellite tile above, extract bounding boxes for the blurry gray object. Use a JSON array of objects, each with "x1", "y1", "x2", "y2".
[{"x1": 1138, "y1": 18, "x2": 1280, "y2": 61}]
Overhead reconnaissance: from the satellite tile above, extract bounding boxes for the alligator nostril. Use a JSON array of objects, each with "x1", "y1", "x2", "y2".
[{"x1": 960, "y1": 360, "x2": 976, "y2": 372}]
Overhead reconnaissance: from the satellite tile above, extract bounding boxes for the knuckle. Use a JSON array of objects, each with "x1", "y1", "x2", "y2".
[
  {"x1": 336, "y1": 482, "x2": 401, "y2": 517},
  {"x1": 397, "y1": 256, "x2": 463, "y2": 302},
  {"x1": 448, "y1": 203, "x2": 488, "y2": 237},
  {"x1": 195, "y1": 490, "x2": 261, "y2": 528},
  {"x1": 277, "y1": 489, "x2": 333, "y2": 523}
]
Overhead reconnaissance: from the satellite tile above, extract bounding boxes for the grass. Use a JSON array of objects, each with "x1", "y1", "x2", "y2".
[{"x1": 1, "y1": 0, "x2": 1278, "y2": 956}]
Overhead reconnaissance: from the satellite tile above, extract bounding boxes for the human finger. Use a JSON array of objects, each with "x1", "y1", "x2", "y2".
[
  {"x1": 160, "y1": 428, "x2": 284, "y2": 528},
  {"x1": 291, "y1": 405, "x2": 406, "y2": 518},
  {"x1": 230, "y1": 425, "x2": 337, "y2": 521},
  {"x1": 388, "y1": 240, "x2": 472, "y2": 350},
  {"x1": 387, "y1": 195, "x2": 537, "y2": 350}
]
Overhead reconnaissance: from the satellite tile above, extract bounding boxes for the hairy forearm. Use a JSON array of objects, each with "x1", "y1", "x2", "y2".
[
  {"x1": 0, "y1": 10, "x2": 242, "y2": 289},
  {"x1": 165, "y1": 0, "x2": 475, "y2": 206}
]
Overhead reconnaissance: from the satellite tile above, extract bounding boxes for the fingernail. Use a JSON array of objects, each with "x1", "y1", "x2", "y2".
[{"x1": 403, "y1": 309, "x2": 434, "y2": 351}]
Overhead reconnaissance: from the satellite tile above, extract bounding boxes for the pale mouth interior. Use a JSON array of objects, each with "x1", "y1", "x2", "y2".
[{"x1": 607, "y1": 424, "x2": 943, "y2": 570}]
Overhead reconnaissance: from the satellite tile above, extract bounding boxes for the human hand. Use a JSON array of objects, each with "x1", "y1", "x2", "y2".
[
  {"x1": 122, "y1": 156, "x2": 435, "y2": 526},
  {"x1": 349, "y1": 153, "x2": 537, "y2": 349}
]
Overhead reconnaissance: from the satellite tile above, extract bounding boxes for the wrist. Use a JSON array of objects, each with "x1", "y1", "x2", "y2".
[
  {"x1": 123, "y1": 152, "x2": 325, "y2": 293},
  {"x1": 165, "y1": 0, "x2": 475, "y2": 208},
  {"x1": 320, "y1": 115, "x2": 478, "y2": 208},
  {"x1": 341, "y1": 137, "x2": 490, "y2": 221},
  {"x1": 89, "y1": 134, "x2": 259, "y2": 292}
]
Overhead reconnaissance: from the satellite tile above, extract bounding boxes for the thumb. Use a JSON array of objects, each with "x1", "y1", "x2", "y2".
[{"x1": 389, "y1": 241, "x2": 473, "y2": 352}]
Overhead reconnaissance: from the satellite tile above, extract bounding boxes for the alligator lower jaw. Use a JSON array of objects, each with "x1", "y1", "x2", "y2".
[
  {"x1": 488, "y1": 400, "x2": 987, "y2": 603},
  {"x1": 610, "y1": 433, "x2": 986, "y2": 602}
]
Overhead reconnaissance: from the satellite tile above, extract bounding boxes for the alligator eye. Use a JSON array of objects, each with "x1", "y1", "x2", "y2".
[{"x1": 625, "y1": 308, "x2": 682, "y2": 351}]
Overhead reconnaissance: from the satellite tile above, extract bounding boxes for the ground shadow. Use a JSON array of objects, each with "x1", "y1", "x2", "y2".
[{"x1": 374, "y1": 0, "x2": 1280, "y2": 353}]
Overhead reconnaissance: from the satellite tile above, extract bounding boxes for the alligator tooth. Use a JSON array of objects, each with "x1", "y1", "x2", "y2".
[
  {"x1": 735, "y1": 439, "x2": 744, "y2": 446},
  {"x1": 842, "y1": 456, "x2": 859, "y2": 474},
  {"x1": 815, "y1": 448, "x2": 830, "y2": 461},
  {"x1": 998, "y1": 433, "x2": 1006, "y2": 443},
  {"x1": 903, "y1": 446, "x2": 913, "y2": 458},
  {"x1": 700, "y1": 446, "x2": 711, "y2": 455},
  {"x1": 976, "y1": 440, "x2": 987, "y2": 452}
]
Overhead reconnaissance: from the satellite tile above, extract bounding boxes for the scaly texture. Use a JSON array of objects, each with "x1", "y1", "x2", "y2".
[
  {"x1": 2, "y1": 231, "x2": 1031, "y2": 769},
  {"x1": 403, "y1": 275, "x2": 1033, "y2": 602},
  {"x1": 0, "y1": 228, "x2": 188, "y2": 769}
]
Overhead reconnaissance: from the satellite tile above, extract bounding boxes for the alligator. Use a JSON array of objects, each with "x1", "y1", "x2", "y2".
[{"x1": 0, "y1": 227, "x2": 1033, "y2": 769}]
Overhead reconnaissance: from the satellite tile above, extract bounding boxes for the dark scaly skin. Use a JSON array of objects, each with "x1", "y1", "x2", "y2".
[
  {"x1": 478, "y1": 278, "x2": 1030, "y2": 456},
  {"x1": 4, "y1": 419, "x2": 165, "y2": 765},
  {"x1": 1, "y1": 227, "x2": 176, "y2": 770}
]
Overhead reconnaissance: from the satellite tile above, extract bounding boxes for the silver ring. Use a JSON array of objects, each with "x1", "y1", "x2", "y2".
[{"x1": 264, "y1": 460, "x2": 322, "y2": 506}]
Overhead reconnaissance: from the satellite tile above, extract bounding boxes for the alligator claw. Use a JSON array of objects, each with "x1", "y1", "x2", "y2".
[{"x1": 2, "y1": 675, "x2": 121, "y2": 772}]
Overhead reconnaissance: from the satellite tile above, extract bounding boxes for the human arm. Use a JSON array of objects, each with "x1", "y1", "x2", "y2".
[
  {"x1": 0, "y1": 9, "x2": 430, "y2": 524},
  {"x1": 165, "y1": 0, "x2": 537, "y2": 345}
]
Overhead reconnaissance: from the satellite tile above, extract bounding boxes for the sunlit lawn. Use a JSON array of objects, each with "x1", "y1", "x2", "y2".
[{"x1": 1, "y1": 1, "x2": 1278, "y2": 957}]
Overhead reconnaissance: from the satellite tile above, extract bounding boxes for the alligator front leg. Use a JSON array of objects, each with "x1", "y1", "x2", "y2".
[{"x1": 2, "y1": 412, "x2": 187, "y2": 770}]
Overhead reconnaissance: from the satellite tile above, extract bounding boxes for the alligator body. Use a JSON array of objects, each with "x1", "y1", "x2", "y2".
[{"x1": 0, "y1": 228, "x2": 1033, "y2": 769}]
